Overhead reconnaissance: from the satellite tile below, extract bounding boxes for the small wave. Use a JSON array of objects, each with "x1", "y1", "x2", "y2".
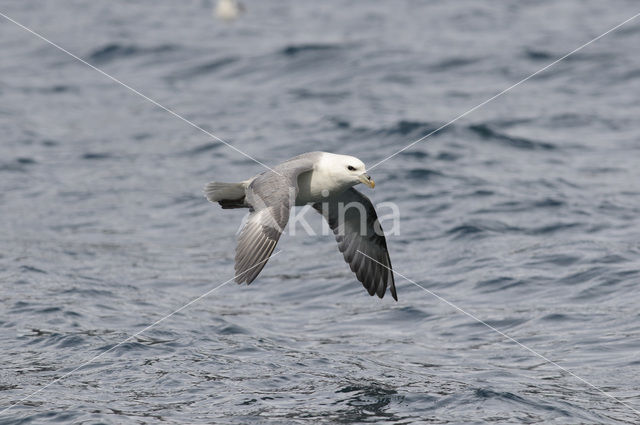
[
  {"x1": 597, "y1": 254, "x2": 629, "y2": 264},
  {"x1": 535, "y1": 198, "x2": 564, "y2": 208},
  {"x1": 524, "y1": 46, "x2": 610, "y2": 64},
  {"x1": 436, "y1": 151, "x2": 460, "y2": 161},
  {"x1": 527, "y1": 254, "x2": 580, "y2": 267},
  {"x1": 167, "y1": 56, "x2": 238, "y2": 81},
  {"x1": 88, "y1": 43, "x2": 178, "y2": 63},
  {"x1": 132, "y1": 133, "x2": 151, "y2": 141},
  {"x1": 381, "y1": 73, "x2": 413, "y2": 85},
  {"x1": 462, "y1": 317, "x2": 528, "y2": 329},
  {"x1": 280, "y1": 43, "x2": 343, "y2": 57},
  {"x1": 151, "y1": 193, "x2": 202, "y2": 208},
  {"x1": 548, "y1": 113, "x2": 593, "y2": 128},
  {"x1": 468, "y1": 124, "x2": 556, "y2": 150},
  {"x1": 430, "y1": 57, "x2": 480, "y2": 71},
  {"x1": 560, "y1": 266, "x2": 605, "y2": 286},
  {"x1": 0, "y1": 158, "x2": 37, "y2": 172},
  {"x1": 218, "y1": 324, "x2": 249, "y2": 335},
  {"x1": 333, "y1": 119, "x2": 445, "y2": 141},
  {"x1": 447, "y1": 224, "x2": 483, "y2": 238},
  {"x1": 327, "y1": 116, "x2": 351, "y2": 129},
  {"x1": 525, "y1": 222, "x2": 581, "y2": 235},
  {"x1": 456, "y1": 189, "x2": 495, "y2": 198},
  {"x1": 379, "y1": 120, "x2": 442, "y2": 137},
  {"x1": 181, "y1": 142, "x2": 223, "y2": 156},
  {"x1": 18, "y1": 85, "x2": 78, "y2": 95},
  {"x1": 290, "y1": 88, "x2": 349, "y2": 101},
  {"x1": 474, "y1": 388, "x2": 571, "y2": 416},
  {"x1": 334, "y1": 380, "x2": 402, "y2": 418},
  {"x1": 82, "y1": 152, "x2": 113, "y2": 160},
  {"x1": 20, "y1": 265, "x2": 47, "y2": 274},
  {"x1": 489, "y1": 117, "x2": 534, "y2": 128},
  {"x1": 475, "y1": 198, "x2": 565, "y2": 214},
  {"x1": 540, "y1": 313, "x2": 571, "y2": 322},
  {"x1": 97, "y1": 340, "x2": 172, "y2": 356},
  {"x1": 0, "y1": 383, "x2": 19, "y2": 391},
  {"x1": 405, "y1": 168, "x2": 442, "y2": 180},
  {"x1": 447, "y1": 220, "x2": 519, "y2": 239},
  {"x1": 61, "y1": 287, "x2": 114, "y2": 297},
  {"x1": 336, "y1": 382, "x2": 397, "y2": 397},
  {"x1": 399, "y1": 150, "x2": 429, "y2": 159},
  {"x1": 579, "y1": 166, "x2": 623, "y2": 175},
  {"x1": 46, "y1": 84, "x2": 75, "y2": 93},
  {"x1": 388, "y1": 305, "x2": 431, "y2": 322},
  {"x1": 56, "y1": 334, "x2": 86, "y2": 349},
  {"x1": 524, "y1": 48, "x2": 554, "y2": 61},
  {"x1": 475, "y1": 276, "x2": 525, "y2": 292},
  {"x1": 37, "y1": 307, "x2": 61, "y2": 314}
]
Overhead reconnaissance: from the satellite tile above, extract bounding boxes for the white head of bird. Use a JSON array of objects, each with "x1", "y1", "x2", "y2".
[{"x1": 316, "y1": 153, "x2": 375, "y2": 191}]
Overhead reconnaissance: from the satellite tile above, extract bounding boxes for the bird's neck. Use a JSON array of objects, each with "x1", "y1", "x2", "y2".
[{"x1": 296, "y1": 168, "x2": 354, "y2": 205}]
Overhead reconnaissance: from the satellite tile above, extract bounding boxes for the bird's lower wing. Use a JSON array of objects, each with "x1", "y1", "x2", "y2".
[
  {"x1": 235, "y1": 207, "x2": 283, "y2": 284},
  {"x1": 235, "y1": 160, "x2": 315, "y2": 284},
  {"x1": 313, "y1": 188, "x2": 397, "y2": 300}
]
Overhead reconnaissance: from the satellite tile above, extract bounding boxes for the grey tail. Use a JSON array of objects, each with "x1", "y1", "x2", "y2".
[{"x1": 204, "y1": 181, "x2": 246, "y2": 209}]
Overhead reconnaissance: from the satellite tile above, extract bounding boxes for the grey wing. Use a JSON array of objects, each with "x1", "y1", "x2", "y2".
[
  {"x1": 313, "y1": 188, "x2": 397, "y2": 300},
  {"x1": 235, "y1": 158, "x2": 316, "y2": 284}
]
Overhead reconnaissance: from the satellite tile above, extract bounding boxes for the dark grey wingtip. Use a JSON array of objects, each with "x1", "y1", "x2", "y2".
[
  {"x1": 375, "y1": 281, "x2": 398, "y2": 301},
  {"x1": 390, "y1": 280, "x2": 398, "y2": 301},
  {"x1": 388, "y1": 266, "x2": 398, "y2": 301}
]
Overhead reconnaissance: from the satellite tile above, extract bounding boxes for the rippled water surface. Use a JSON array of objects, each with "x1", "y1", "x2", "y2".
[{"x1": 2, "y1": 1, "x2": 640, "y2": 424}]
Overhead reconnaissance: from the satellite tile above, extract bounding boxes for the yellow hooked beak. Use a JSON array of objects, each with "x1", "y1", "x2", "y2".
[{"x1": 358, "y1": 173, "x2": 375, "y2": 188}]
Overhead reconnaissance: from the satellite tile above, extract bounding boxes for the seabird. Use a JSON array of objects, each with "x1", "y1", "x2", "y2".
[
  {"x1": 214, "y1": 0, "x2": 244, "y2": 21},
  {"x1": 204, "y1": 152, "x2": 397, "y2": 300}
]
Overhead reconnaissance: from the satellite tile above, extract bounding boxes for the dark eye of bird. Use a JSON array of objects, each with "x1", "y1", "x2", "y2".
[{"x1": 347, "y1": 165, "x2": 356, "y2": 171}]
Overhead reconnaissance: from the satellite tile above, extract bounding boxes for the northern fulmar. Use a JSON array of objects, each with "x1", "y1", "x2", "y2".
[
  {"x1": 214, "y1": 0, "x2": 244, "y2": 21},
  {"x1": 204, "y1": 151, "x2": 397, "y2": 300}
]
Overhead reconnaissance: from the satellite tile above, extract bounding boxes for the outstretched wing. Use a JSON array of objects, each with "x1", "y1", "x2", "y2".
[
  {"x1": 235, "y1": 156, "x2": 317, "y2": 284},
  {"x1": 313, "y1": 188, "x2": 397, "y2": 300}
]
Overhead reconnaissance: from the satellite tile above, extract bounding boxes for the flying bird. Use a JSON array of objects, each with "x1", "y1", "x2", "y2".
[
  {"x1": 204, "y1": 152, "x2": 397, "y2": 300},
  {"x1": 214, "y1": 0, "x2": 245, "y2": 21}
]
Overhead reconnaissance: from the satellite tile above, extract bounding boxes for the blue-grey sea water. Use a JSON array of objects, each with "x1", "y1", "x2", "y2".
[{"x1": 2, "y1": 1, "x2": 640, "y2": 424}]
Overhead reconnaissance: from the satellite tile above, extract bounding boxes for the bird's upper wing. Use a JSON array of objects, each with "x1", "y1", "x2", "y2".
[
  {"x1": 235, "y1": 156, "x2": 317, "y2": 284},
  {"x1": 313, "y1": 188, "x2": 397, "y2": 300}
]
